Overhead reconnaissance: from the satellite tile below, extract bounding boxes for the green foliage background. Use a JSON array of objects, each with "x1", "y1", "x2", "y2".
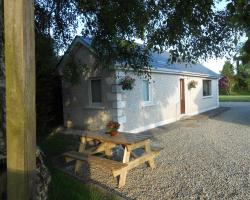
[{"x1": 35, "y1": 35, "x2": 63, "y2": 140}]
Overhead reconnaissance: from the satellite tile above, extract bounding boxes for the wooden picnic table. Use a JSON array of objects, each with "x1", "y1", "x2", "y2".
[{"x1": 63, "y1": 129, "x2": 161, "y2": 188}]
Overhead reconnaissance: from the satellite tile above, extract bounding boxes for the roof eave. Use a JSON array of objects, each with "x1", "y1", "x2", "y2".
[
  {"x1": 115, "y1": 65, "x2": 219, "y2": 79},
  {"x1": 151, "y1": 67, "x2": 219, "y2": 79}
]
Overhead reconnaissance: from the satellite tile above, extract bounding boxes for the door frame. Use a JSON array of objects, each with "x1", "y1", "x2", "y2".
[{"x1": 180, "y1": 78, "x2": 185, "y2": 114}]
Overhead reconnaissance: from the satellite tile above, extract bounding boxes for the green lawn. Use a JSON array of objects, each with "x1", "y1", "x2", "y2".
[
  {"x1": 49, "y1": 170, "x2": 116, "y2": 200},
  {"x1": 219, "y1": 95, "x2": 250, "y2": 102},
  {"x1": 40, "y1": 133, "x2": 117, "y2": 200}
]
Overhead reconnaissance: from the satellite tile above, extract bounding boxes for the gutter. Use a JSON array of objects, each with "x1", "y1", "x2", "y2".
[
  {"x1": 116, "y1": 66, "x2": 218, "y2": 79},
  {"x1": 151, "y1": 68, "x2": 219, "y2": 79}
]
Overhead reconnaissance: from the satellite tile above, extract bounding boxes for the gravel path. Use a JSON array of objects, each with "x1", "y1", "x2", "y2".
[{"x1": 71, "y1": 103, "x2": 250, "y2": 200}]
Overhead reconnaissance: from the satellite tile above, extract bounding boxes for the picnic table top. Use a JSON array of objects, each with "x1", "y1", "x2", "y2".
[{"x1": 61, "y1": 128, "x2": 153, "y2": 145}]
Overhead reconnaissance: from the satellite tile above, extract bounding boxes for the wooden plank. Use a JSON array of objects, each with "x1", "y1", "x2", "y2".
[
  {"x1": 126, "y1": 139, "x2": 149, "y2": 151},
  {"x1": 4, "y1": 0, "x2": 36, "y2": 199},
  {"x1": 83, "y1": 142, "x2": 116, "y2": 156},
  {"x1": 85, "y1": 132, "x2": 152, "y2": 145},
  {"x1": 64, "y1": 151, "x2": 128, "y2": 172},
  {"x1": 119, "y1": 146, "x2": 131, "y2": 188},
  {"x1": 118, "y1": 169, "x2": 127, "y2": 188},
  {"x1": 87, "y1": 142, "x2": 106, "y2": 154},
  {"x1": 75, "y1": 137, "x2": 86, "y2": 173},
  {"x1": 113, "y1": 150, "x2": 160, "y2": 177},
  {"x1": 61, "y1": 128, "x2": 152, "y2": 145},
  {"x1": 122, "y1": 146, "x2": 131, "y2": 163},
  {"x1": 104, "y1": 142, "x2": 114, "y2": 158},
  {"x1": 145, "y1": 141, "x2": 156, "y2": 169}
]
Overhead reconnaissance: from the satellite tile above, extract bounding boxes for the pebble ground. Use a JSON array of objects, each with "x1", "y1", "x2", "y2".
[{"x1": 68, "y1": 102, "x2": 250, "y2": 200}]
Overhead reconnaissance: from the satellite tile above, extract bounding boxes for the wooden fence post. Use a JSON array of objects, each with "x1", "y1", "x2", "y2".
[{"x1": 4, "y1": 0, "x2": 36, "y2": 199}]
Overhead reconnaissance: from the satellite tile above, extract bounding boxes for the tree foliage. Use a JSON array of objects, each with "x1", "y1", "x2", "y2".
[
  {"x1": 220, "y1": 55, "x2": 250, "y2": 95},
  {"x1": 219, "y1": 76, "x2": 230, "y2": 95},
  {"x1": 221, "y1": 61, "x2": 235, "y2": 78},
  {"x1": 34, "y1": 0, "x2": 240, "y2": 77},
  {"x1": 234, "y1": 64, "x2": 250, "y2": 90},
  {"x1": 220, "y1": 61, "x2": 235, "y2": 94},
  {"x1": 35, "y1": 34, "x2": 63, "y2": 139},
  {"x1": 226, "y1": 0, "x2": 250, "y2": 32}
]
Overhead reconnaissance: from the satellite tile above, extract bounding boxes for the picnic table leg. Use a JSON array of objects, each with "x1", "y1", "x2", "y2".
[
  {"x1": 118, "y1": 169, "x2": 127, "y2": 188},
  {"x1": 145, "y1": 140, "x2": 156, "y2": 169},
  {"x1": 75, "y1": 137, "x2": 86, "y2": 173},
  {"x1": 104, "y1": 142, "x2": 113, "y2": 158},
  {"x1": 118, "y1": 146, "x2": 131, "y2": 188},
  {"x1": 122, "y1": 146, "x2": 131, "y2": 163}
]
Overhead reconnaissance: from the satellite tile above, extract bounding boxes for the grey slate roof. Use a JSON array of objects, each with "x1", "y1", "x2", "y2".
[
  {"x1": 67, "y1": 36, "x2": 219, "y2": 78},
  {"x1": 150, "y1": 51, "x2": 219, "y2": 78}
]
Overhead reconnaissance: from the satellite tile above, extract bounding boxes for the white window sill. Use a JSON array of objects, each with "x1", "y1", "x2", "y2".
[
  {"x1": 142, "y1": 101, "x2": 155, "y2": 107},
  {"x1": 202, "y1": 95, "x2": 213, "y2": 99}
]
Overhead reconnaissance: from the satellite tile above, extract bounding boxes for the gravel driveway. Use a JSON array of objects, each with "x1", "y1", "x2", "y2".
[{"x1": 73, "y1": 102, "x2": 250, "y2": 200}]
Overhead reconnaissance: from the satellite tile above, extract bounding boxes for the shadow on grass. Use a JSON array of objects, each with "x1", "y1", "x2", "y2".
[{"x1": 40, "y1": 133, "x2": 120, "y2": 200}]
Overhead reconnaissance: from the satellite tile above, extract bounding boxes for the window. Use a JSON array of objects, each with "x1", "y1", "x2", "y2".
[
  {"x1": 90, "y1": 79, "x2": 102, "y2": 103},
  {"x1": 143, "y1": 80, "x2": 150, "y2": 101},
  {"x1": 203, "y1": 80, "x2": 212, "y2": 96}
]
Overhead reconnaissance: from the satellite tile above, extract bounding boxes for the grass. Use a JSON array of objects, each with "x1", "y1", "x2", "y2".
[
  {"x1": 39, "y1": 133, "x2": 117, "y2": 200},
  {"x1": 49, "y1": 170, "x2": 116, "y2": 200},
  {"x1": 230, "y1": 90, "x2": 250, "y2": 95},
  {"x1": 219, "y1": 95, "x2": 250, "y2": 102},
  {"x1": 40, "y1": 133, "x2": 78, "y2": 159}
]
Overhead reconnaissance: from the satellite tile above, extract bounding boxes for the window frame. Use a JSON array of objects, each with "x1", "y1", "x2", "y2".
[
  {"x1": 142, "y1": 79, "x2": 154, "y2": 106},
  {"x1": 142, "y1": 80, "x2": 150, "y2": 102},
  {"x1": 89, "y1": 77, "x2": 103, "y2": 107},
  {"x1": 202, "y1": 79, "x2": 212, "y2": 97}
]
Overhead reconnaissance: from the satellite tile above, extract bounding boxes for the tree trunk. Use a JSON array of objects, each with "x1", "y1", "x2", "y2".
[{"x1": 0, "y1": 0, "x2": 5, "y2": 142}]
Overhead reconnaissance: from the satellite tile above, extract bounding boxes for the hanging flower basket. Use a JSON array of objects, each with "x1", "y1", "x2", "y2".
[
  {"x1": 119, "y1": 76, "x2": 135, "y2": 90},
  {"x1": 188, "y1": 80, "x2": 198, "y2": 90},
  {"x1": 106, "y1": 121, "x2": 120, "y2": 136}
]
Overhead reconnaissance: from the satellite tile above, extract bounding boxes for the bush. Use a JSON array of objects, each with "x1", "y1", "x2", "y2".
[
  {"x1": 219, "y1": 77, "x2": 230, "y2": 95},
  {"x1": 35, "y1": 35, "x2": 63, "y2": 140}
]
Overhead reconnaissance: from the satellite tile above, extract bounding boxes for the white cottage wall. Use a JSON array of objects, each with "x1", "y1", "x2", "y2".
[{"x1": 117, "y1": 70, "x2": 219, "y2": 133}]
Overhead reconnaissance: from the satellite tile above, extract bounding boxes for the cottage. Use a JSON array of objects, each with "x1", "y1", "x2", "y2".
[{"x1": 58, "y1": 36, "x2": 219, "y2": 133}]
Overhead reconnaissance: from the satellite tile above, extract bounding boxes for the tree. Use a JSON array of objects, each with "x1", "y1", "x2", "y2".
[
  {"x1": 35, "y1": 34, "x2": 63, "y2": 139},
  {"x1": 221, "y1": 61, "x2": 235, "y2": 94},
  {"x1": 226, "y1": 0, "x2": 250, "y2": 33},
  {"x1": 234, "y1": 64, "x2": 250, "y2": 90},
  {"x1": 233, "y1": 38, "x2": 250, "y2": 91},
  {"x1": 219, "y1": 76, "x2": 230, "y2": 95}
]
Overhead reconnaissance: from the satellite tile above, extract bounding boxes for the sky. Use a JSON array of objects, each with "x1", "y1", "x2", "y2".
[
  {"x1": 202, "y1": 0, "x2": 230, "y2": 73},
  {"x1": 202, "y1": 58, "x2": 227, "y2": 73}
]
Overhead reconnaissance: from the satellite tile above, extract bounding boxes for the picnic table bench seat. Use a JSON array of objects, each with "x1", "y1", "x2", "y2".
[
  {"x1": 62, "y1": 129, "x2": 163, "y2": 187},
  {"x1": 63, "y1": 151, "x2": 128, "y2": 180}
]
